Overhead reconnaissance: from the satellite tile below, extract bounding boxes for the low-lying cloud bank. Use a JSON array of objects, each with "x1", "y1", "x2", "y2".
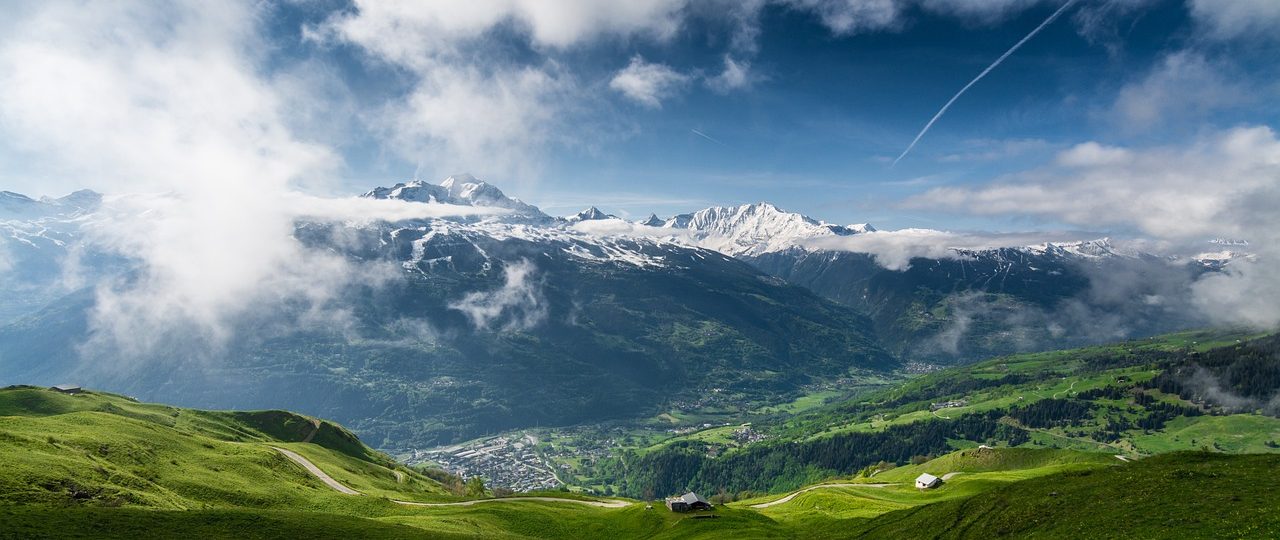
[
  {"x1": 895, "y1": 126, "x2": 1280, "y2": 330},
  {"x1": 449, "y1": 259, "x2": 548, "y2": 332},
  {"x1": 0, "y1": 2, "x2": 501, "y2": 360},
  {"x1": 804, "y1": 229, "x2": 1104, "y2": 271}
]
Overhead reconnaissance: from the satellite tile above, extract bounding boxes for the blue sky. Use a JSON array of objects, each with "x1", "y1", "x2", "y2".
[{"x1": 2, "y1": 0, "x2": 1278, "y2": 237}]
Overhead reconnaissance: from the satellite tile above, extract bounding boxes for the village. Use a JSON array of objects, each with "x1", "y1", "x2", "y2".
[{"x1": 405, "y1": 433, "x2": 564, "y2": 492}]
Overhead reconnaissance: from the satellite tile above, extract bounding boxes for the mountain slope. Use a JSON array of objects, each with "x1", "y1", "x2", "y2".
[
  {"x1": 747, "y1": 241, "x2": 1214, "y2": 363},
  {"x1": 640, "y1": 199, "x2": 1226, "y2": 364},
  {"x1": 654, "y1": 202, "x2": 873, "y2": 257},
  {"x1": 3, "y1": 390, "x2": 1272, "y2": 540},
  {"x1": 0, "y1": 385, "x2": 447, "y2": 510},
  {"x1": 0, "y1": 179, "x2": 894, "y2": 447},
  {"x1": 592, "y1": 330, "x2": 1280, "y2": 498}
]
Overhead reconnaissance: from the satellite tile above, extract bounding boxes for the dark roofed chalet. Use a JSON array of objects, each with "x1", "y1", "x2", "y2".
[
  {"x1": 50, "y1": 384, "x2": 82, "y2": 394},
  {"x1": 665, "y1": 491, "x2": 712, "y2": 512}
]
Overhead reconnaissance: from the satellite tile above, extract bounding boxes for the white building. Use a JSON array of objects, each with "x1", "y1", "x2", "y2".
[{"x1": 915, "y1": 473, "x2": 941, "y2": 489}]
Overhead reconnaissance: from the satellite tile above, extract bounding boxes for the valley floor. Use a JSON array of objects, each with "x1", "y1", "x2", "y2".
[{"x1": 5, "y1": 329, "x2": 1280, "y2": 538}]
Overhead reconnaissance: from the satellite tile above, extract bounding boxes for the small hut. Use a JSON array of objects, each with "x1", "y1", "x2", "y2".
[
  {"x1": 915, "y1": 473, "x2": 941, "y2": 489},
  {"x1": 666, "y1": 492, "x2": 712, "y2": 512},
  {"x1": 50, "y1": 384, "x2": 82, "y2": 394}
]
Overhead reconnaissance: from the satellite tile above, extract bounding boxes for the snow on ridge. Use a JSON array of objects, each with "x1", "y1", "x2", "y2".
[
  {"x1": 646, "y1": 202, "x2": 875, "y2": 257},
  {"x1": 386, "y1": 217, "x2": 678, "y2": 270},
  {"x1": 363, "y1": 174, "x2": 548, "y2": 220}
]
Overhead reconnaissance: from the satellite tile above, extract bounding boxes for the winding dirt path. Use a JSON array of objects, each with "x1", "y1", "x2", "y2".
[
  {"x1": 1052, "y1": 380, "x2": 1077, "y2": 399},
  {"x1": 271, "y1": 444, "x2": 628, "y2": 508},
  {"x1": 394, "y1": 497, "x2": 630, "y2": 509},
  {"x1": 749, "y1": 483, "x2": 894, "y2": 509},
  {"x1": 271, "y1": 446, "x2": 362, "y2": 496}
]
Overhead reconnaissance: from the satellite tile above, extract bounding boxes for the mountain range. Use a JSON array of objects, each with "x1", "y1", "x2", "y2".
[{"x1": 0, "y1": 175, "x2": 1246, "y2": 446}]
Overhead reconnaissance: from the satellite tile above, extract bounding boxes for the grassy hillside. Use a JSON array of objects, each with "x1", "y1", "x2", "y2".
[
  {"x1": 3, "y1": 385, "x2": 1278, "y2": 538},
  {"x1": 0, "y1": 385, "x2": 447, "y2": 511},
  {"x1": 850, "y1": 452, "x2": 1280, "y2": 539},
  {"x1": 595, "y1": 330, "x2": 1280, "y2": 498},
  {"x1": 735, "y1": 448, "x2": 1116, "y2": 527}
]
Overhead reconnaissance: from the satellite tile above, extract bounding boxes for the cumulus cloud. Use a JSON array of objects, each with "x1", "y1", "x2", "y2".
[
  {"x1": 449, "y1": 259, "x2": 547, "y2": 331},
  {"x1": 781, "y1": 0, "x2": 905, "y2": 34},
  {"x1": 776, "y1": 0, "x2": 1082, "y2": 36},
  {"x1": 382, "y1": 65, "x2": 580, "y2": 181},
  {"x1": 314, "y1": 0, "x2": 689, "y2": 182},
  {"x1": 706, "y1": 56, "x2": 755, "y2": 93},
  {"x1": 1053, "y1": 141, "x2": 1130, "y2": 167},
  {"x1": 1111, "y1": 52, "x2": 1248, "y2": 131},
  {"x1": 313, "y1": 0, "x2": 687, "y2": 62},
  {"x1": 609, "y1": 56, "x2": 692, "y2": 108},
  {"x1": 905, "y1": 125, "x2": 1280, "y2": 329},
  {"x1": 805, "y1": 228, "x2": 1093, "y2": 270},
  {"x1": 306, "y1": 0, "x2": 1160, "y2": 180},
  {"x1": 1188, "y1": 0, "x2": 1280, "y2": 41},
  {"x1": 0, "y1": 2, "x2": 493, "y2": 359},
  {"x1": 907, "y1": 126, "x2": 1280, "y2": 239}
]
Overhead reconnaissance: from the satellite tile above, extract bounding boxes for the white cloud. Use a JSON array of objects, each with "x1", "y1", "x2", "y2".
[
  {"x1": 609, "y1": 56, "x2": 691, "y2": 108},
  {"x1": 783, "y1": 0, "x2": 905, "y2": 35},
  {"x1": 907, "y1": 126, "x2": 1280, "y2": 240},
  {"x1": 383, "y1": 65, "x2": 578, "y2": 181},
  {"x1": 1053, "y1": 141, "x2": 1130, "y2": 167},
  {"x1": 1192, "y1": 258, "x2": 1280, "y2": 329},
  {"x1": 706, "y1": 56, "x2": 755, "y2": 93},
  {"x1": 918, "y1": 0, "x2": 1049, "y2": 24},
  {"x1": 449, "y1": 259, "x2": 547, "y2": 331},
  {"x1": 778, "y1": 0, "x2": 1066, "y2": 36},
  {"x1": 314, "y1": 0, "x2": 691, "y2": 182},
  {"x1": 0, "y1": 2, "x2": 495, "y2": 358},
  {"x1": 805, "y1": 228, "x2": 1091, "y2": 270},
  {"x1": 1111, "y1": 51, "x2": 1247, "y2": 131},
  {"x1": 1188, "y1": 0, "x2": 1280, "y2": 41},
  {"x1": 905, "y1": 125, "x2": 1280, "y2": 329},
  {"x1": 315, "y1": 0, "x2": 688, "y2": 64},
  {"x1": 939, "y1": 138, "x2": 1050, "y2": 162}
]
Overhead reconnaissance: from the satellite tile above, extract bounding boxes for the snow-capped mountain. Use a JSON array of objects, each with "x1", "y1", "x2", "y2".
[
  {"x1": 566, "y1": 207, "x2": 616, "y2": 222},
  {"x1": 647, "y1": 202, "x2": 876, "y2": 257},
  {"x1": 363, "y1": 174, "x2": 549, "y2": 221},
  {"x1": 0, "y1": 174, "x2": 1251, "y2": 445},
  {"x1": 638, "y1": 214, "x2": 664, "y2": 227},
  {"x1": 0, "y1": 177, "x2": 892, "y2": 447},
  {"x1": 0, "y1": 189, "x2": 100, "y2": 220},
  {"x1": 0, "y1": 189, "x2": 106, "y2": 323}
]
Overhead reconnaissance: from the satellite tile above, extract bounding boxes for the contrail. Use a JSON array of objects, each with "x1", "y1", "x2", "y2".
[
  {"x1": 892, "y1": 0, "x2": 1078, "y2": 167},
  {"x1": 690, "y1": 128, "x2": 728, "y2": 147}
]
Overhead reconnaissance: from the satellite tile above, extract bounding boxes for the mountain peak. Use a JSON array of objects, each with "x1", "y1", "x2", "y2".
[
  {"x1": 639, "y1": 213, "x2": 664, "y2": 227},
  {"x1": 660, "y1": 202, "x2": 871, "y2": 257},
  {"x1": 568, "y1": 206, "x2": 614, "y2": 222},
  {"x1": 442, "y1": 172, "x2": 479, "y2": 185},
  {"x1": 361, "y1": 175, "x2": 550, "y2": 220},
  {"x1": 2, "y1": 189, "x2": 101, "y2": 218},
  {"x1": 1024, "y1": 237, "x2": 1122, "y2": 259}
]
